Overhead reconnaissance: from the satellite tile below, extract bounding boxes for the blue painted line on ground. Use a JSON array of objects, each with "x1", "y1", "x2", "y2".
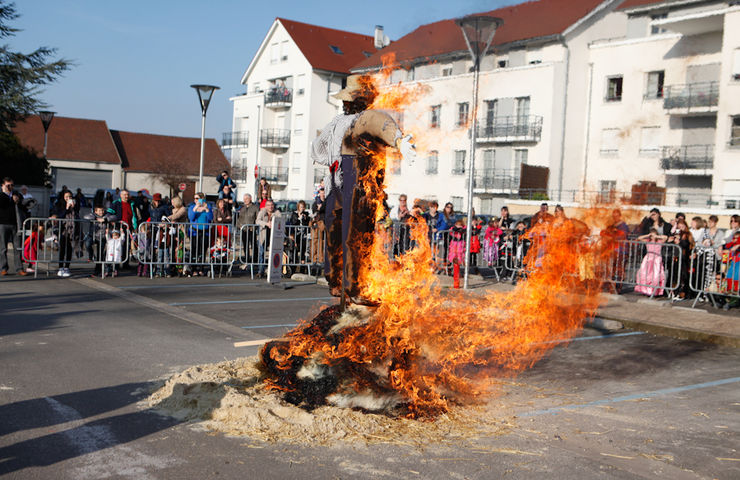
[
  {"x1": 521, "y1": 376, "x2": 740, "y2": 417},
  {"x1": 242, "y1": 324, "x2": 298, "y2": 329},
  {"x1": 169, "y1": 296, "x2": 334, "y2": 306},
  {"x1": 539, "y1": 331, "x2": 645, "y2": 345}
]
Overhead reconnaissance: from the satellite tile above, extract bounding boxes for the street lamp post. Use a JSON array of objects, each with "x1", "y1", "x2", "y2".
[
  {"x1": 190, "y1": 84, "x2": 220, "y2": 192},
  {"x1": 38, "y1": 110, "x2": 56, "y2": 158},
  {"x1": 455, "y1": 15, "x2": 502, "y2": 289}
]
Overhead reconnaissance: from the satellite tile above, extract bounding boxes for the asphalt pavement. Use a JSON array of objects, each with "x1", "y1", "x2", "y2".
[{"x1": 1, "y1": 274, "x2": 738, "y2": 479}]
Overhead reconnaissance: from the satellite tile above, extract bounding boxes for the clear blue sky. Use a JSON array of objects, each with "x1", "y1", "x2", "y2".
[{"x1": 12, "y1": 0, "x2": 516, "y2": 141}]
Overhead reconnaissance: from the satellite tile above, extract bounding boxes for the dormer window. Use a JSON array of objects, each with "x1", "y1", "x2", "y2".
[{"x1": 329, "y1": 45, "x2": 343, "y2": 55}]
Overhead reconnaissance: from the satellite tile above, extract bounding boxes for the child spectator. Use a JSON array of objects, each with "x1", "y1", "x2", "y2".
[
  {"x1": 447, "y1": 219, "x2": 466, "y2": 268},
  {"x1": 689, "y1": 216, "x2": 705, "y2": 244},
  {"x1": 210, "y1": 234, "x2": 232, "y2": 277},
  {"x1": 105, "y1": 229, "x2": 123, "y2": 277},
  {"x1": 635, "y1": 228, "x2": 668, "y2": 297},
  {"x1": 83, "y1": 205, "x2": 113, "y2": 276},
  {"x1": 22, "y1": 223, "x2": 44, "y2": 273},
  {"x1": 136, "y1": 224, "x2": 151, "y2": 277},
  {"x1": 483, "y1": 218, "x2": 502, "y2": 268}
]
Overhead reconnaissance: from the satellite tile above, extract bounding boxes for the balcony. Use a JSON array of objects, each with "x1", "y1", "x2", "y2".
[
  {"x1": 264, "y1": 87, "x2": 293, "y2": 108},
  {"x1": 476, "y1": 115, "x2": 543, "y2": 143},
  {"x1": 259, "y1": 128, "x2": 290, "y2": 149},
  {"x1": 221, "y1": 131, "x2": 248, "y2": 149},
  {"x1": 663, "y1": 82, "x2": 718, "y2": 115},
  {"x1": 473, "y1": 169, "x2": 519, "y2": 193},
  {"x1": 258, "y1": 167, "x2": 289, "y2": 185},
  {"x1": 660, "y1": 145, "x2": 714, "y2": 172}
]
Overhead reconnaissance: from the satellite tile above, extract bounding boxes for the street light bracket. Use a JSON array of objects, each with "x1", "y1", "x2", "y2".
[
  {"x1": 455, "y1": 16, "x2": 503, "y2": 66},
  {"x1": 190, "y1": 84, "x2": 220, "y2": 115}
]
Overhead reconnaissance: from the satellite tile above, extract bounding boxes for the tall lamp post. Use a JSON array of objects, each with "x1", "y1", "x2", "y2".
[
  {"x1": 38, "y1": 110, "x2": 55, "y2": 158},
  {"x1": 455, "y1": 15, "x2": 502, "y2": 289},
  {"x1": 190, "y1": 84, "x2": 220, "y2": 192}
]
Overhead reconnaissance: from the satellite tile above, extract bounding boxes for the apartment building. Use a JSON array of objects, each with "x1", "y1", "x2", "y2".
[
  {"x1": 352, "y1": 0, "x2": 627, "y2": 212},
  {"x1": 226, "y1": 18, "x2": 379, "y2": 201},
  {"x1": 584, "y1": 0, "x2": 740, "y2": 210}
]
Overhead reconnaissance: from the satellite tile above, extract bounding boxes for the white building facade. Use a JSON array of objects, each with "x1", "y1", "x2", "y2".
[
  {"x1": 226, "y1": 18, "x2": 377, "y2": 201},
  {"x1": 584, "y1": 0, "x2": 740, "y2": 210}
]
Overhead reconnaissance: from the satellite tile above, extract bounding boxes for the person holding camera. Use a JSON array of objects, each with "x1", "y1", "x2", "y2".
[
  {"x1": 0, "y1": 177, "x2": 28, "y2": 276},
  {"x1": 54, "y1": 190, "x2": 81, "y2": 277},
  {"x1": 188, "y1": 192, "x2": 213, "y2": 276}
]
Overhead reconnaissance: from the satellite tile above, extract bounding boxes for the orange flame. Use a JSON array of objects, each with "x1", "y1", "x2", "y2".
[{"x1": 262, "y1": 64, "x2": 618, "y2": 418}]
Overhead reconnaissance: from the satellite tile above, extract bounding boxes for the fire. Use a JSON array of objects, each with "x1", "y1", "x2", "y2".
[{"x1": 260, "y1": 67, "x2": 617, "y2": 418}]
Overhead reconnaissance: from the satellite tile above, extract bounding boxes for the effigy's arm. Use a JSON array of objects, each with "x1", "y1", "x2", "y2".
[{"x1": 352, "y1": 110, "x2": 416, "y2": 163}]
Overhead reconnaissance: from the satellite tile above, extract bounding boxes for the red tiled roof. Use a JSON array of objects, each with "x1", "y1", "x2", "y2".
[
  {"x1": 110, "y1": 130, "x2": 230, "y2": 176},
  {"x1": 618, "y1": 0, "x2": 671, "y2": 10},
  {"x1": 278, "y1": 18, "x2": 376, "y2": 74},
  {"x1": 353, "y1": 0, "x2": 606, "y2": 70},
  {"x1": 13, "y1": 115, "x2": 121, "y2": 164}
]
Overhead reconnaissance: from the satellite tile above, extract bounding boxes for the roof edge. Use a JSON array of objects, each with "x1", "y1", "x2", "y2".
[
  {"x1": 241, "y1": 19, "x2": 280, "y2": 84},
  {"x1": 618, "y1": 0, "x2": 707, "y2": 14}
]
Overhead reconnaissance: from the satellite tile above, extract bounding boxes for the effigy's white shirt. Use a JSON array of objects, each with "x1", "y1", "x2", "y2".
[{"x1": 310, "y1": 113, "x2": 358, "y2": 196}]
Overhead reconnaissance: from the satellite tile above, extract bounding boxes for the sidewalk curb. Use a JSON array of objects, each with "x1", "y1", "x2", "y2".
[{"x1": 598, "y1": 313, "x2": 740, "y2": 348}]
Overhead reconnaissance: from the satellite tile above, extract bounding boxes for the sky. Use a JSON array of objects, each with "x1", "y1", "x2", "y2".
[{"x1": 12, "y1": 0, "x2": 518, "y2": 142}]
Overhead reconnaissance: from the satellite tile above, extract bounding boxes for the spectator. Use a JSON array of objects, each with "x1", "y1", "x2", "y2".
[
  {"x1": 148, "y1": 193, "x2": 171, "y2": 222},
  {"x1": 258, "y1": 189, "x2": 270, "y2": 209},
  {"x1": 690, "y1": 216, "x2": 706, "y2": 244},
  {"x1": 136, "y1": 191, "x2": 150, "y2": 222},
  {"x1": 701, "y1": 215, "x2": 725, "y2": 250},
  {"x1": 187, "y1": 192, "x2": 213, "y2": 276},
  {"x1": 258, "y1": 177, "x2": 272, "y2": 201},
  {"x1": 213, "y1": 198, "x2": 233, "y2": 252},
  {"x1": 635, "y1": 229, "x2": 668, "y2": 297},
  {"x1": 447, "y1": 218, "x2": 466, "y2": 269},
  {"x1": 136, "y1": 223, "x2": 152, "y2": 277},
  {"x1": 104, "y1": 228, "x2": 123, "y2": 277},
  {"x1": 83, "y1": 204, "x2": 114, "y2": 276},
  {"x1": 168, "y1": 196, "x2": 187, "y2": 222},
  {"x1": 289, "y1": 200, "x2": 311, "y2": 269},
  {"x1": 390, "y1": 194, "x2": 410, "y2": 222},
  {"x1": 219, "y1": 184, "x2": 237, "y2": 211},
  {"x1": 216, "y1": 170, "x2": 236, "y2": 194},
  {"x1": 483, "y1": 218, "x2": 502, "y2": 268},
  {"x1": 554, "y1": 204, "x2": 566, "y2": 220},
  {"x1": 310, "y1": 188, "x2": 327, "y2": 267},
  {"x1": 391, "y1": 194, "x2": 412, "y2": 256},
  {"x1": 54, "y1": 190, "x2": 81, "y2": 277},
  {"x1": 74, "y1": 188, "x2": 87, "y2": 212},
  {"x1": 719, "y1": 230, "x2": 740, "y2": 308},
  {"x1": 256, "y1": 199, "x2": 282, "y2": 277},
  {"x1": 108, "y1": 189, "x2": 140, "y2": 268},
  {"x1": 608, "y1": 209, "x2": 630, "y2": 239},
  {"x1": 668, "y1": 218, "x2": 694, "y2": 300},
  {"x1": 19, "y1": 185, "x2": 36, "y2": 213},
  {"x1": 423, "y1": 200, "x2": 446, "y2": 246},
  {"x1": 530, "y1": 203, "x2": 553, "y2": 227},
  {"x1": 469, "y1": 215, "x2": 482, "y2": 270},
  {"x1": 600, "y1": 209, "x2": 630, "y2": 293},
  {"x1": 499, "y1": 206, "x2": 513, "y2": 230},
  {"x1": 103, "y1": 191, "x2": 114, "y2": 209},
  {"x1": 114, "y1": 187, "x2": 121, "y2": 200},
  {"x1": 724, "y1": 214, "x2": 739, "y2": 242},
  {"x1": 23, "y1": 222, "x2": 43, "y2": 274},
  {"x1": 1, "y1": 179, "x2": 28, "y2": 276},
  {"x1": 636, "y1": 207, "x2": 671, "y2": 236},
  {"x1": 236, "y1": 193, "x2": 259, "y2": 266}
]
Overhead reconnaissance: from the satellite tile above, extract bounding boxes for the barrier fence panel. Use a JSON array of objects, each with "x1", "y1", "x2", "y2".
[
  {"x1": 599, "y1": 239, "x2": 683, "y2": 297},
  {"x1": 21, "y1": 217, "x2": 131, "y2": 278},
  {"x1": 282, "y1": 224, "x2": 324, "y2": 276},
  {"x1": 135, "y1": 221, "x2": 238, "y2": 278},
  {"x1": 689, "y1": 246, "x2": 740, "y2": 308}
]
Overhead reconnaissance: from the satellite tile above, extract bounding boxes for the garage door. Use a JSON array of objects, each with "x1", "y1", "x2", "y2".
[{"x1": 54, "y1": 168, "x2": 112, "y2": 195}]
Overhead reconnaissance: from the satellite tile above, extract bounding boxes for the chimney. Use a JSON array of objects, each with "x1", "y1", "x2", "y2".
[{"x1": 374, "y1": 25, "x2": 389, "y2": 49}]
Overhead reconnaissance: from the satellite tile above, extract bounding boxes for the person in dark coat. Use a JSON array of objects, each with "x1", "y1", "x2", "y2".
[
  {"x1": 0, "y1": 178, "x2": 28, "y2": 276},
  {"x1": 54, "y1": 190, "x2": 81, "y2": 277}
]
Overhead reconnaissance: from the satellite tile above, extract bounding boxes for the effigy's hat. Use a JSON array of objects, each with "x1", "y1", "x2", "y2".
[{"x1": 332, "y1": 74, "x2": 376, "y2": 102}]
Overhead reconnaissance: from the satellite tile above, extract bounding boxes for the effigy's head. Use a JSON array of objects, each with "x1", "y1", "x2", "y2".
[{"x1": 334, "y1": 74, "x2": 377, "y2": 114}]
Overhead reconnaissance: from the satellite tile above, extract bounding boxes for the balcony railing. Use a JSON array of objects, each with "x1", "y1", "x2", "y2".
[
  {"x1": 476, "y1": 115, "x2": 543, "y2": 143},
  {"x1": 258, "y1": 167, "x2": 289, "y2": 185},
  {"x1": 221, "y1": 131, "x2": 248, "y2": 148},
  {"x1": 259, "y1": 128, "x2": 290, "y2": 149},
  {"x1": 264, "y1": 87, "x2": 293, "y2": 108},
  {"x1": 517, "y1": 189, "x2": 739, "y2": 210},
  {"x1": 660, "y1": 145, "x2": 714, "y2": 170},
  {"x1": 473, "y1": 169, "x2": 519, "y2": 191},
  {"x1": 663, "y1": 82, "x2": 719, "y2": 112},
  {"x1": 451, "y1": 166, "x2": 465, "y2": 175}
]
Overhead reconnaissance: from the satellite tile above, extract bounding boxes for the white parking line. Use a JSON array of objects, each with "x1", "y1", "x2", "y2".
[{"x1": 169, "y1": 296, "x2": 334, "y2": 306}]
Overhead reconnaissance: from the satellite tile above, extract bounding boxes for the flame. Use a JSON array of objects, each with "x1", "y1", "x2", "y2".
[{"x1": 260, "y1": 65, "x2": 619, "y2": 418}]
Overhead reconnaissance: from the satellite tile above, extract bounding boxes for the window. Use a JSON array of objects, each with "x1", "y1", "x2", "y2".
[
  {"x1": 408, "y1": 67, "x2": 415, "y2": 81},
  {"x1": 430, "y1": 105, "x2": 441, "y2": 128},
  {"x1": 329, "y1": 45, "x2": 343, "y2": 55},
  {"x1": 453, "y1": 150, "x2": 466, "y2": 174},
  {"x1": 485, "y1": 100, "x2": 498, "y2": 127},
  {"x1": 294, "y1": 114, "x2": 303, "y2": 136},
  {"x1": 646, "y1": 71, "x2": 665, "y2": 99},
  {"x1": 600, "y1": 128, "x2": 620, "y2": 156},
  {"x1": 732, "y1": 49, "x2": 740, "y2": 81},
  {"x1": 441, "y1": 65, "x2": 453, "y2": 77},
  {"x1": 600, "y1": 180, "x2": 617, "y2": 203},
  {"x1": 650, "y1": 13, "x2": 668, "y2": 35},
  {"x1": 457, "y1": 102, "x2": 469, "y2": 127},
  {"x1": 606, "y1": 76, "x2": 623, "y2": 102},
  {"x1": 516, "y1": 97, "x2": 530, "y2": 124},
  {"x1": 731, "y1": 116, "x2": 740, "y2": 147},
  {"x1": 497, "y1": 59, "x2": 508, "y2": 68},
  {"x1": 270, "y1": 43, "x2": 279, "y2": 64},
  {"x1": 426, "y1": 151, "x2": 438, "y2": 175},
  {"x1": 639, "y1": 126, "x2": 660, "y2": 156},
  {"x1": 514, "y1": 149, "x2": 528, "y2": 178},
  {"x1": 480, "y1": 198, "x2": 493, "y2": 214},
  {"x1": 292, "y1": 152, "x2": 302, "y2": 174},
  {"x1": 280, "y1": 40, "x2": 289, "y2": 61},
  {"x1": 482, "y1": 149, "x2": 495, "y2": 174},
  {"x1": 296, "y1": 74, "x2": 305, "y2": 95},
  {"x1": 451, "y1": 196, "x2": 463, "y2": 210}
]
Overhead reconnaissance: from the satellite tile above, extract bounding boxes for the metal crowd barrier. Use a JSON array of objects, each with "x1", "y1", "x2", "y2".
[
  {"x1": 599, "y1": 239, "x2": 683, "y2": 298},
  {"x1": 236, "y1": 223, "x2": 326, "y2": 277},
  {"x1": 134, "y1": 221, "x2": 237, "y2": 278},
  {"x1": 21, "y1": 217, "x2": 131, "y2": 278},
  {"x1": 689, "y1": 246, "x2": 740, "y2": 308}
]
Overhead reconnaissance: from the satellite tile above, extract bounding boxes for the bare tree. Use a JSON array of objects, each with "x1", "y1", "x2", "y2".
[{"x1": 149, "y1": 157, "x2": 192, "y2": 198}]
